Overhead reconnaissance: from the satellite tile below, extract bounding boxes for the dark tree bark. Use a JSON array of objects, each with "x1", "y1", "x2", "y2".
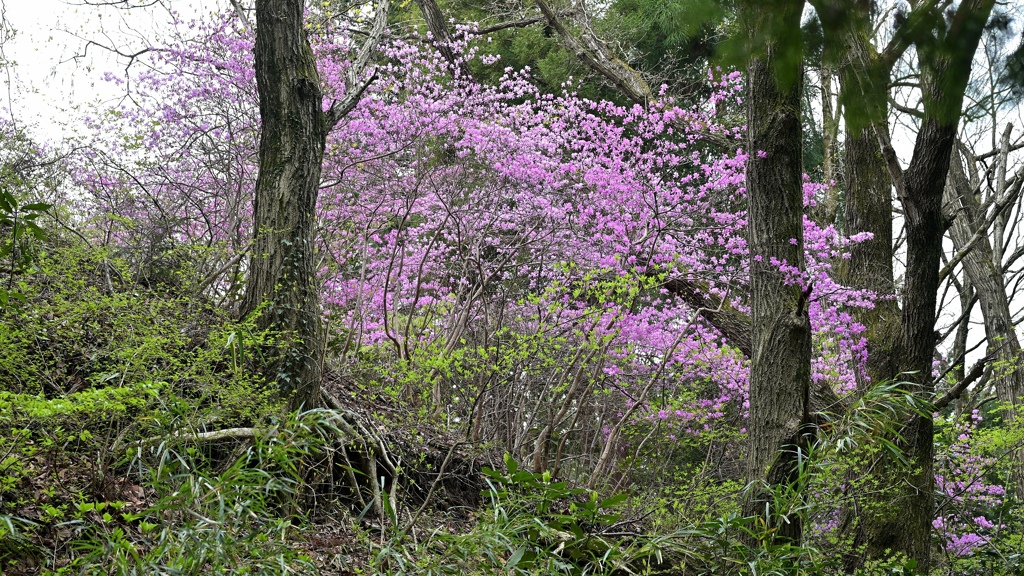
[
  {"x1": 867, "y1": 1, "x2": 994, "y2": 569},
  {"x1": 811, "y1": 1, "x2": 995, "y2": 569},
  {"x1": 242, "y1": 0, "x2": 329, "y2": 411},
  {"x1": 242, "y1": 0, "x2": 387, "y2": 412},
  {"x1": 736, "y1": 0, "x2": 813, "y2": 543},
  {"x1": 815, "y1": 0, "x2": 906, "y2": 389},
  {"x1": 884, "y1": 5, "x2": 994, "y2": 569},
  {"x1": 832, "y1": 11, "x2": 902, "y2": 387}
]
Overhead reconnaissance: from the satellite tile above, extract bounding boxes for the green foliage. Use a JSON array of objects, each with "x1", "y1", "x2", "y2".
[
  {"x1": 69, "y1": 409, "x2": 340, "y2": 575},
  {"x1": 474, "y1": 453, "x2": 634, "y2": 574},
  {"x1": 0, "y1": 241, "x2": 281, "y2": 425},
  {"x1": 356, "y1": 448, "x2": 924, "y2": 575},
  {"x1": 0, "y1": 513, "x2": 42, "y2": 567},
  {"x1": 0, "y1": 381, "x2": 163, "y2": 423},
  {"x1": 612, "y1": 0, "x2": 730, "y2": 95},
  {"x1": 0, "y1": 236, "x2": 291, "y2": 572},
  {"x1": 361, "y1": 453, "x2": 655, "y2": 576},
  {"x1": 0, "y1": 188, "x2": 50, "y2": 306}
]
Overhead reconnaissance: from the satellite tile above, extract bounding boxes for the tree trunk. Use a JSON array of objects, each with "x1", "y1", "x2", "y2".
[
  {"x1": 839, "y1": 93, "x2": 901, "y2": 388},
  {"x1": 828, "y1": 16, "x2": 908, "y2": 569},
  {"x1": 817, "y1": 67, "x2": 840, "y2": 222},
  {"x1": 242, "y1": 0, "x2": 328, "y2": 411},
  {"x1": 737, "y1": 0, "x2": 812, "y2": 544},
  {"x1": 881, "y1": 4, "x2": 995, "y2": 569},
  {"x1": 813, "y1": 1, "x2": 995, "y2": 569},
  {"x1": 826, "y1": 2, "x2": 901, "y2": 389}
]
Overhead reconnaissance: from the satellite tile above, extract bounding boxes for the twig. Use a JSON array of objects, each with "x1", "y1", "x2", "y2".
[
  {"x1": 113, "y1": 426, "x2": 264, "y2": 454},
  {"x1": 396, "y1": 441, "x2": 466, "y2": 539}
]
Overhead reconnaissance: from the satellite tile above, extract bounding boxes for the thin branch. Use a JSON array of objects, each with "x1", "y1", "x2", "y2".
[
  {"x1": 396, "y1": 441, "x2": 466, "y2": 539},
  {"x1": 873, "y1": 120, "x2": 908, "y2": 200},
  {"x1": 229, "y1": 0, "x2": 250, "y2": 28}
]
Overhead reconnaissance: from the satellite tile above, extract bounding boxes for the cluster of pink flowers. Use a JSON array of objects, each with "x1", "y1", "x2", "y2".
[
  {"x1": 933, "y1": 410, "x2": 1006, "y2": 556},
  {"x1": 71, "y1": 10, "x2": 877, "y2": 450}
]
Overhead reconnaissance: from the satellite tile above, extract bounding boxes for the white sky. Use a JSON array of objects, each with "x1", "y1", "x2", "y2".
[{"x1": 1, "y1": 0, "x2": 223, "y2": 141}]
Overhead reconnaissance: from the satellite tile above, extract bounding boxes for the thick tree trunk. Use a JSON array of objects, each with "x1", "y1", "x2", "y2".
[
  {"x1": 881, "y1": 5, "x2": 995, "y2": 570},
  {"x1": 813, "y1": 1, "x2": 995, "y2": 569},
  {"x1": 828, "y1": 20, "x2": 910, "y2": 569},
  {"x1": 841, "y1": 123, "x2": 901, "y2": 386},
  {"x1": 737, "y1": 0, "x2": 812, "y2": 543},
  {"x1": 879, "y1": 113, "x2": 951, "y2": 572},
  {"x1": 837, "y1": 35, "x2": 901, "y2": 386},
  {"x1": 242, "y1": 0, "x2": 328, "y2": 411}
]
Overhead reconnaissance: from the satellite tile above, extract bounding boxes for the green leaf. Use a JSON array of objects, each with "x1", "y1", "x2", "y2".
[
  {"x1": 599, "y1": 493, "x2": 629, "y2": 508},
  {"x1": 0, "y1": 191, "x2": 13, "y2": 213},
  {"x1": 21, "y1": 203, "x2": 51, "y2": 212},
  {"x1": 505, "y1": 546, "x2": 526, "y2": 569}
]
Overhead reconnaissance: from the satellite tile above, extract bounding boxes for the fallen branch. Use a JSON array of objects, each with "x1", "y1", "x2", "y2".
[{"x1": 114, "y1": 426, "x2": 264, "y2": 454}]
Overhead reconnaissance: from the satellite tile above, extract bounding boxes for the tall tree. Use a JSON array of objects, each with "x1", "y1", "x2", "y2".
[
  {"x1": 243, "y1": 0, "x2": 387, "y2": 410},
  {"x1": 735, "y1": 0, "x2": 812, "y2": 543},
  {"x1": 813, "y1": 0, "x2": 997, "y2": 569},
  {"x1": 943, "y1": 131, "x2": 1024, "y2": 498},
  {"x1": 823, "y1": 1, "x2": 903, "y2": 385}
]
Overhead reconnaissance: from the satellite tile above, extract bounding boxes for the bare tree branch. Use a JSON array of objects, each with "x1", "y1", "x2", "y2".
[
  {"x1": 934, "y1": 355, "x2": 990, "y2": 410},
  {"x1": 326, "y1": 0, "x2": 390, "y2": 128}
]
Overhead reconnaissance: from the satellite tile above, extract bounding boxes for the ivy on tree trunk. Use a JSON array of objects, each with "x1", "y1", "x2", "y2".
[{"x1": 243, "y1": 0, "x2": 328, "y2": 411}]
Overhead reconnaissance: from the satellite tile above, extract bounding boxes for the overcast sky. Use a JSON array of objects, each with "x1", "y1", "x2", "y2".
[{"x1": 1, "y1": 0, "x2": 222, "y2": 140}]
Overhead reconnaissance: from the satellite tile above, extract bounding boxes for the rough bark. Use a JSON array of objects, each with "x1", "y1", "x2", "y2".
[
  {"x1": 811, "y1": 0, "x2": 996, "y2": 569},
  {"x1": 242, "y1": 0, "x2": 330, "y2": 411},
  {"x1": 737, "y1": 0, "x2": 812, "y2": 543},
  {"x1": 874, "y1": 4, "x2": 995, "y2": 570},
  {"x1": 886, "y1": 5, "x2": 995, "y2": 570},
  {"x1": 817, "y1": 0, "x2": 902, "y2": 390}
]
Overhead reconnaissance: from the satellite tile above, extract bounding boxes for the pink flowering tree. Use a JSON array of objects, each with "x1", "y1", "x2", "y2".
[
  {"x1": 72, "y1": 11, "x2": 877, "y2": 488},
  {"x1": 933, "y1": 410, "x2": 1007, "y2": 557},
  {"x1": 72, "y1": 15, "x2": 257, "y2": 293}
]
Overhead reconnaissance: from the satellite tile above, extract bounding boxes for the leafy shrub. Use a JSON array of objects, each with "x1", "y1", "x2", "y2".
[{"x1": 69, "y1": 409, "x2": 342, "y2": 575}]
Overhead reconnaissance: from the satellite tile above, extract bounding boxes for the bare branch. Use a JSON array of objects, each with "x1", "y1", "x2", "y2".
[
  {"x1": 326, "y1": 0, "x2": 390, "y2": 128},
  {"x1": 939, "y1": 163, "x2": 1024, "y2": 283},
  {"x1": 934, "y1": 355, "x2": 990, "y2": 410}
]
